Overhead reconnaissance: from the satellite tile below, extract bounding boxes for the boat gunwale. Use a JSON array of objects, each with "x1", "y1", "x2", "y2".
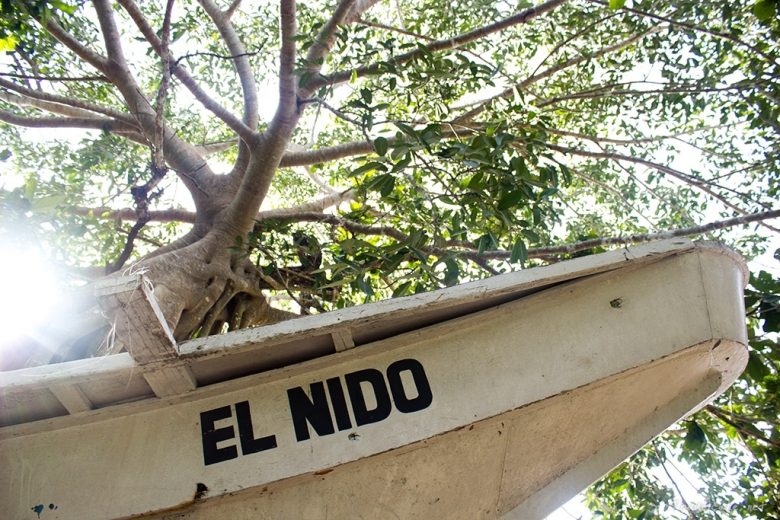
[{"x1": 0, "y1": 239, "x2": 746, "y2": 434}]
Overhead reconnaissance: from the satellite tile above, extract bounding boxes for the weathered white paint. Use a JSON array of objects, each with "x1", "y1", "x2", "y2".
[
  {"x1": 0, "y1": 242, "x2": 747, "y2": 519},
  {"x1": 49, "y1": 384, "x2": 93, "y2": 414},
  {"x1": 143, "y1": 364, "x2": 197, "y2": 397},
  {"x1": 2, "y1": 239, "x2": 704, "y2": 430},
  {"x1": 158, "y1": 342, "x2": 738, "y2": 520}
]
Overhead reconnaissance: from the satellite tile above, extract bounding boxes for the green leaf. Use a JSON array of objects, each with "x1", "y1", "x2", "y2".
[
  {"x1": 609, "y1": 0, "x2": 626, "y2": 9},
  {"x1": 476, "y1": 233, "x2": 495, "y2": 254},
  {"x1": 0, "y1": 149, "x2": 11, "y2": 161},
  {"x1": 753, "y1": 0, "x2": 776, "y2": 21},
  {"x1": 392, "y1": 281, "x2": 413, "y2": 297},
  {"x1": 442, "y1": 258, "x2": 459, "y2": 286},
  {"x1": 356, "y1": 276, "x2": 374, "y2": 296},
  {"x1": 392, "y1": 154, "x2": 411, "y2": 172},
  {"x1": 684, "y1": 421, "x2": 707, "y2": 452},
  {"x1": 30, "y1": 194, "x2": 67, "y2": 213},
  {"x1": 349, "y1": 161, "x2": 386, "y2": 177},
  {"x1": 0, "y1": 35, "x2": 18, "y2": 52},
  {"x1": 50, "y1": 1, "x2": 77, "y2": 14},
  {"x1": 373, "y1": 136, "x2": 389, "y2": 156},
  {"x1": 466, "y1": 171, "x2": 484, "y2": 190},
  {"x1": 746, "y1": 351, "x2": 771, "y2": 381},
  {"x1": 350, "y1": 69, "x2": 358, "y2": 84},
  {"x1": 366, "y1": 174, "x2": 395, "y2": 197},
  {"x1": 511, "y1": 156, "x2": 530, "y2": 178},
  {"x1": 395, "y1": 122, "x2": 417, "y2": 138},
  {"x1": 522, "y1": 228, "x2": 540, "y2": 242},
  {"x1": 510, "y1": 239, "x2": 528, "y2": 265},
  {"x1": 24, "y1": 177, "x2": 37, "y2": 200},
  {"x1": 498, "y1": 190, "x2": 526, "y2": 210}
]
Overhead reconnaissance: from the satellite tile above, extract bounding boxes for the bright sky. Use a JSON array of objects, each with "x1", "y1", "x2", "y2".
[{"x1": 0, "y1": 240, "x2": 64, "y2": 349}]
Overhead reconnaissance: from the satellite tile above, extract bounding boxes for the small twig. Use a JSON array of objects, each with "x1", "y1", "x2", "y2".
[
  {"x1": 105, "y1": 217, "x2": 150, "y2": 274},
  {"x1": 225, "y1": 0, "x2": 242, "y2": 19},
  {"x1": 304, "y1": 96, "x2": 365, "y2": 129},
  {"x1": 652, "y1": 440, "x2": 700, "y2": 519},
  {"x1": 0, "y1": 71, "x2": 108, "y2": 82},
  {"x1": 706, "y1": 405, "x2": 780, "y2": 449},
  {"x1": 173, "y1": 50, "x2": 261, "y2": 67}
]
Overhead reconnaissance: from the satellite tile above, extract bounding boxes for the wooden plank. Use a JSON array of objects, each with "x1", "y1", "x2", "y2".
[
  {"x1": 95, "y1": 274, "x2": 179, "y2": 364},
  {"x1": 331, "y1": 329, "x2": 355, "y2": 352},
  {"x1": 143, "y1": 365, "x2": 197, "y2": 397},
  {"x1": 50, "y1": 384, "x2": 93, "y2": 414},
  {"x1": 0, "y1": 353, "x2": 137, "y2": 391}
]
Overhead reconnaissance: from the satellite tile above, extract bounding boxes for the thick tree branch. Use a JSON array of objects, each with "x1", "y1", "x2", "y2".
[
  {"x1": 311, "y1": 0, "x2": 568, "y2": 90},
  {"x1": 500, "y1": 208, "x2": 780, "y2": 259},
  {"x1": 272, "y1": 0, "x2": 298, "y2": 129},
  {"x1": 116, "y1": 0, "x2": 256, "y2": 144},
  {"x1": 211, "y1": 1, "x2": 303, "y2": 242},
  {"x1": 72, "y1": 203, "x2": 780, "y2": 267},
  {"x1": 198, "y1": 0, "x2": 258, "y2": 130},
  {"x1": 72, "y1": 191, "x2": 353, "y2": 225},
  {"x1": 93, "y1": 0, "x2": 224, "y2": 209},
  {"x1": 105, "y1": 217, "x2": 149, "y2": 274},
  {"x1": 41, "y1": 18, "x2": 108, "y2": 73},
  {"x1": 259, "y1": 191, "x2": 353, "y2": 218},
  {"x1": 281, "y1": 137, "x2": 376, "y2": 166},
  {"x1": 298, "y1": 0, "x2": 355, "y2": 97},
  {"x1": 0, "y1": 71, "x2": 107, "y2": 82},
  {"x1": 0, "y1": 77, "x2": 135, "y2": 122},
  {"x1": 225, "y1": 0, "x2": 242, "y2": 19},
  {"x1": 152, "y1": 0, "x2": 176, "y2": 171},
  {"x1": 261, "y1": 208, "x2": 780, "y2": 261},
  {"x1": 0, "y1": 109, "x2": 136, "y2": 132},
  {"x1": 72, "y1": 206, "x2": 194, "y2": 223},
  {"x1": 199, "y1": 0, "x2": 259, "y2": 177},
  {"x1": 344, "y1": 0, "x2": 382, "y2": 23},
  {"x1": 193, "y1": 140, "x2": 237, "y2": 157},
  {"x1": 534, "y1": 123, "x2": 734, "y2": 146},
  {"x1": 0, "y1": 89, "x2": 113, "y2": 123},
  {"x1": 280, "y1": 125, "x2": 476, "y2": 166}
]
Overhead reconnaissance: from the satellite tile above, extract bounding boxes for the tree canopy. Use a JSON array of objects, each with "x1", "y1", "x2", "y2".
[{"x1": 0, "y1": 0, "x2": 778, "y2": 517}]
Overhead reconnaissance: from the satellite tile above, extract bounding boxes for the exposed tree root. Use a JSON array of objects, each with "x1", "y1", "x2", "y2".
[{"x1": 134, "y1": 236, "x2": 298, "y2": 343}]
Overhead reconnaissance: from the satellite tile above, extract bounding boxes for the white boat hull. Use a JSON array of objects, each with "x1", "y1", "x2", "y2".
[{"x1": 0, "y1": 241, "x2": 748, "y2": 519}]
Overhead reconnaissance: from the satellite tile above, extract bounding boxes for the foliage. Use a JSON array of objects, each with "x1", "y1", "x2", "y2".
[{"x1": 0, "y1": 0, "x2": 779, "y2": 516}]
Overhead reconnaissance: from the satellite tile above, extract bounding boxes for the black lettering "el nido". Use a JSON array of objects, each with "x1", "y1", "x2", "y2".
[{"x1": 199, "y1": 358, "x2": 432, "y2": 466}]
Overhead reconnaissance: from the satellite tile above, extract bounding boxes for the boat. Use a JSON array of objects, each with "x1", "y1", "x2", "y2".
[{"x1": 0, "y1": 239, "x2": 748, "y2": 519}]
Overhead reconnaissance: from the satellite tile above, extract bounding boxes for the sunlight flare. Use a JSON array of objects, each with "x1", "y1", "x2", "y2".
[{"x1": 0, "y1": 243, "x2": 62, "y2": 349}]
